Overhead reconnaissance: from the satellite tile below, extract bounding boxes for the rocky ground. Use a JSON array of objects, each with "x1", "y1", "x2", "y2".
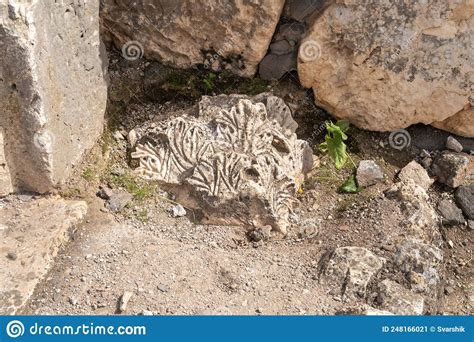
[{"x1": 2, "y1": 49, "x2": 473, "y2": 316}]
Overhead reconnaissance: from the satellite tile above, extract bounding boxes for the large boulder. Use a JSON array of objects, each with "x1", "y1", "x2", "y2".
[
  {"x1": 298, "y1": 1, "x2": 474, "y2": 137},
  {"x1": 0, "y1": 1, "x2": 107, "y2": 194},
  {"x1": 101, "y1": 0, "x2": 285, "y2": 77}
]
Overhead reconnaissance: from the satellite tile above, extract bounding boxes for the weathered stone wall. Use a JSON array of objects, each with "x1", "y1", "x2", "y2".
[{"x1": 0, "y1": 0, "x2": 107, "y2": 194}]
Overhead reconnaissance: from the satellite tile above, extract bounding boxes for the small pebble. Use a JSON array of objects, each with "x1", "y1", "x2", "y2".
[
  {"x1": 467, "y1": 220, "x2": 474, "y2": 231},
  {"x1": 170, "y1": 204, "x2": 186, "y2": 218},
  {"x1": 157, "y1": 284, "x2": 170, "y2": 293},
  {"x1": 446, "y1": 136, "x2": 463, "y2": 153},
  {"x1": 444, "y1": 286, "x2": 455, "y2": 295},
  {"x1": 119, "y1": 291, "x2": 133, "y2": 313},
  {"x1": 6, "y1": 252, "x2": 17, "y2": 261}
]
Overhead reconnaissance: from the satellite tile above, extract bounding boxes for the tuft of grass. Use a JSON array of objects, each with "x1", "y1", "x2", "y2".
[
  {"x1": 107, "y1": 171, "x2": 156, "y2": 201},
  {"x1": 202, "y1": 72, "x2": 217, "y2": 92},
  {"x1": 82, "y1": 167, "x2": 97, "y2": 181},
  {"x1": 101, "y1": 130, "x2": 115, "y2": 156},
  {"x1": 135, "y1": 208, "x2": 149, "y2": 223},
  {"x1": 165, "y1": 70, "x2": 191, "y2": 91},
  {"x1": 61, "y1": 187, "x2": 84, "y2": 199},
  {"x1": 243, "y1": 77, "x2": 268, "y2": 95}
]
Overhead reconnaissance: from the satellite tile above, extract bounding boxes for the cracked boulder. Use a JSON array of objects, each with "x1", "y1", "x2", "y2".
[
  {"x1": 101, "y1": 0, "x2": 285, "y2": 77},
  {"x1": 0, "y1": 0, "x2": 107, "y2": 194},
  {"x1": 319, "y1": 246, "x2": 385, "y2": 301},
  {"x1": 298, "y1": 1, "x2": 474, "y2": 137},
  {"x1": 132, "y1": 94, "x2": 313, "y2": 234}
]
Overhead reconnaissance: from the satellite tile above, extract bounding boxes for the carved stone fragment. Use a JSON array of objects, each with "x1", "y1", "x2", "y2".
[{"x1": 132, "y1": 94, "x2": 312, "y2": 234}]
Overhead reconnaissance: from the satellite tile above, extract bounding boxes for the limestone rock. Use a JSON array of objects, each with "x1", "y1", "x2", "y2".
[
  {"x1": 360, "y1": 306, "x2": 394, "y2": 316},
  {"x1": 258, "y1": 22, "x2": 305, "y2": 81},
  {"x1": 97, "y1": 187, "x2": 132, "y2": 213},
  {"x1": 0, "y1": 197, "x2": 87, "y2": 314},
  {"x1": 340, "y1": 305, "x2": 394, "y2": 315},
  {"x1": 437, "y1": 199, "x2": 465, "y2": 226},
  {"x1": 375, "y1": 280, "x2": 425, "y2": 315},
  {"x1": 101, "y1": 0, "x2": 285, "y2": 77},
  {"x1": 320, "y1": 246, "x2": 385, "y2": 301},
  {"x1": 396, "y1": 179, "x2": 440, "y2": 242},
  {"x1": 394, "y1": 239, "x2": 443, "y2": 293},
  {"x1": 170, "y1": 204, "x2": 187, "y2": 218},
  {"x1": 0, "y1": 0, "x2": 107, "y2": 194},
  {"x1": 269, "y1": 40, "x2": 293, "y2": 56},
  {"x1": 132, "y1": 94, "x2": 312, "y2": 234},
  {"x1": 273, "y1": 22, "x2": 306, "y2": 45},
  {"x1": 468, "y1": 220, "x2": 474, "y2": 231},
  {"x1": 356, "y1": 160, "x2": 384, "y2": 187},
  {"x1": 118, "y1": 291, "x2": 133, "y2": 313},
  {"x1": 455, "y1": 184, "x2": 474, "y2": 220},
  {"x1": 432, "y1": 108, "x2": 474, "y2": 139},
  {"x1": 432, "y1": 152, "x2": 474, "y2": 188},
  {"x1": 298, "y1": 1, "x2": 474, "y2": 137},
  {"x1": 259, "y1": 52, "x2": 296, "y2": 81},
  {"x1": 398, "y1": 161, "x2": 433, "y2": 191},
  {"x1": 446, "y1": 136, "x2": 464, "y2": 153},
  {"x1": 0, "y1": 129, "x2": 13, "y2": 196},
  {"x1": 283, "y1": 0, "x2": 329, "y2": 24}
]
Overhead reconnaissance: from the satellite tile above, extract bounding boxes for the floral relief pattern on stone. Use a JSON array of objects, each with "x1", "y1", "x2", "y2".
[{"x1": 131, "y1": 95, "x2": 312, "y2": 233}]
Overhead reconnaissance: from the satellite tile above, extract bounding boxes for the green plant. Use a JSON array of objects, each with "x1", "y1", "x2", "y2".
[
  {"x1": 339, "y1": 175, "x2": 359, "y2": 194},
  {"x1": 202, "y1": 72, "x2": 217, "y2": 92},
  {"x1": 319, "y1": 120, "x2": 360, "y2": 193},
  {"x1": 108, "y1": 172, "x2": 156, "y2": 201},
  {"x1": 165, "y1": 71, "x2": 189, "y2": 90},
  {"x1": 243, "y1": 77, "x2": 268, "y2": 95},
  {"x1": 135, "y1": 208, "x2": 149, "y2": 223},
  {"x1": 319, "y1": 120, "x2": 352, "y2": 170},
  {"x1": 82, "y1": 167, "x2": 97, "y2": 181}
]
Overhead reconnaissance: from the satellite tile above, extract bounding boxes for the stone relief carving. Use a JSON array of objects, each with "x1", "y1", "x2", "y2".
[{"x1": 132, "y1": 94, "x2": 312, "y2": 233}]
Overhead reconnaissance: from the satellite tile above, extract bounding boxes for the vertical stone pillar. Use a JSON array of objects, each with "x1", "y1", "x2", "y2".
[{"x1": 0, "y1": 0, "x2": 107, "y2": 194}]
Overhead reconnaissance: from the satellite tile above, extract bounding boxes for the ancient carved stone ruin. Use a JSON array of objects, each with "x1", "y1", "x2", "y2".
[
  {"x1": 132, "y1": 94, "x2": 313, "y2": 234},
  {"x1": 0, "y1": 0, "x2": 107, "y2": 194}
]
